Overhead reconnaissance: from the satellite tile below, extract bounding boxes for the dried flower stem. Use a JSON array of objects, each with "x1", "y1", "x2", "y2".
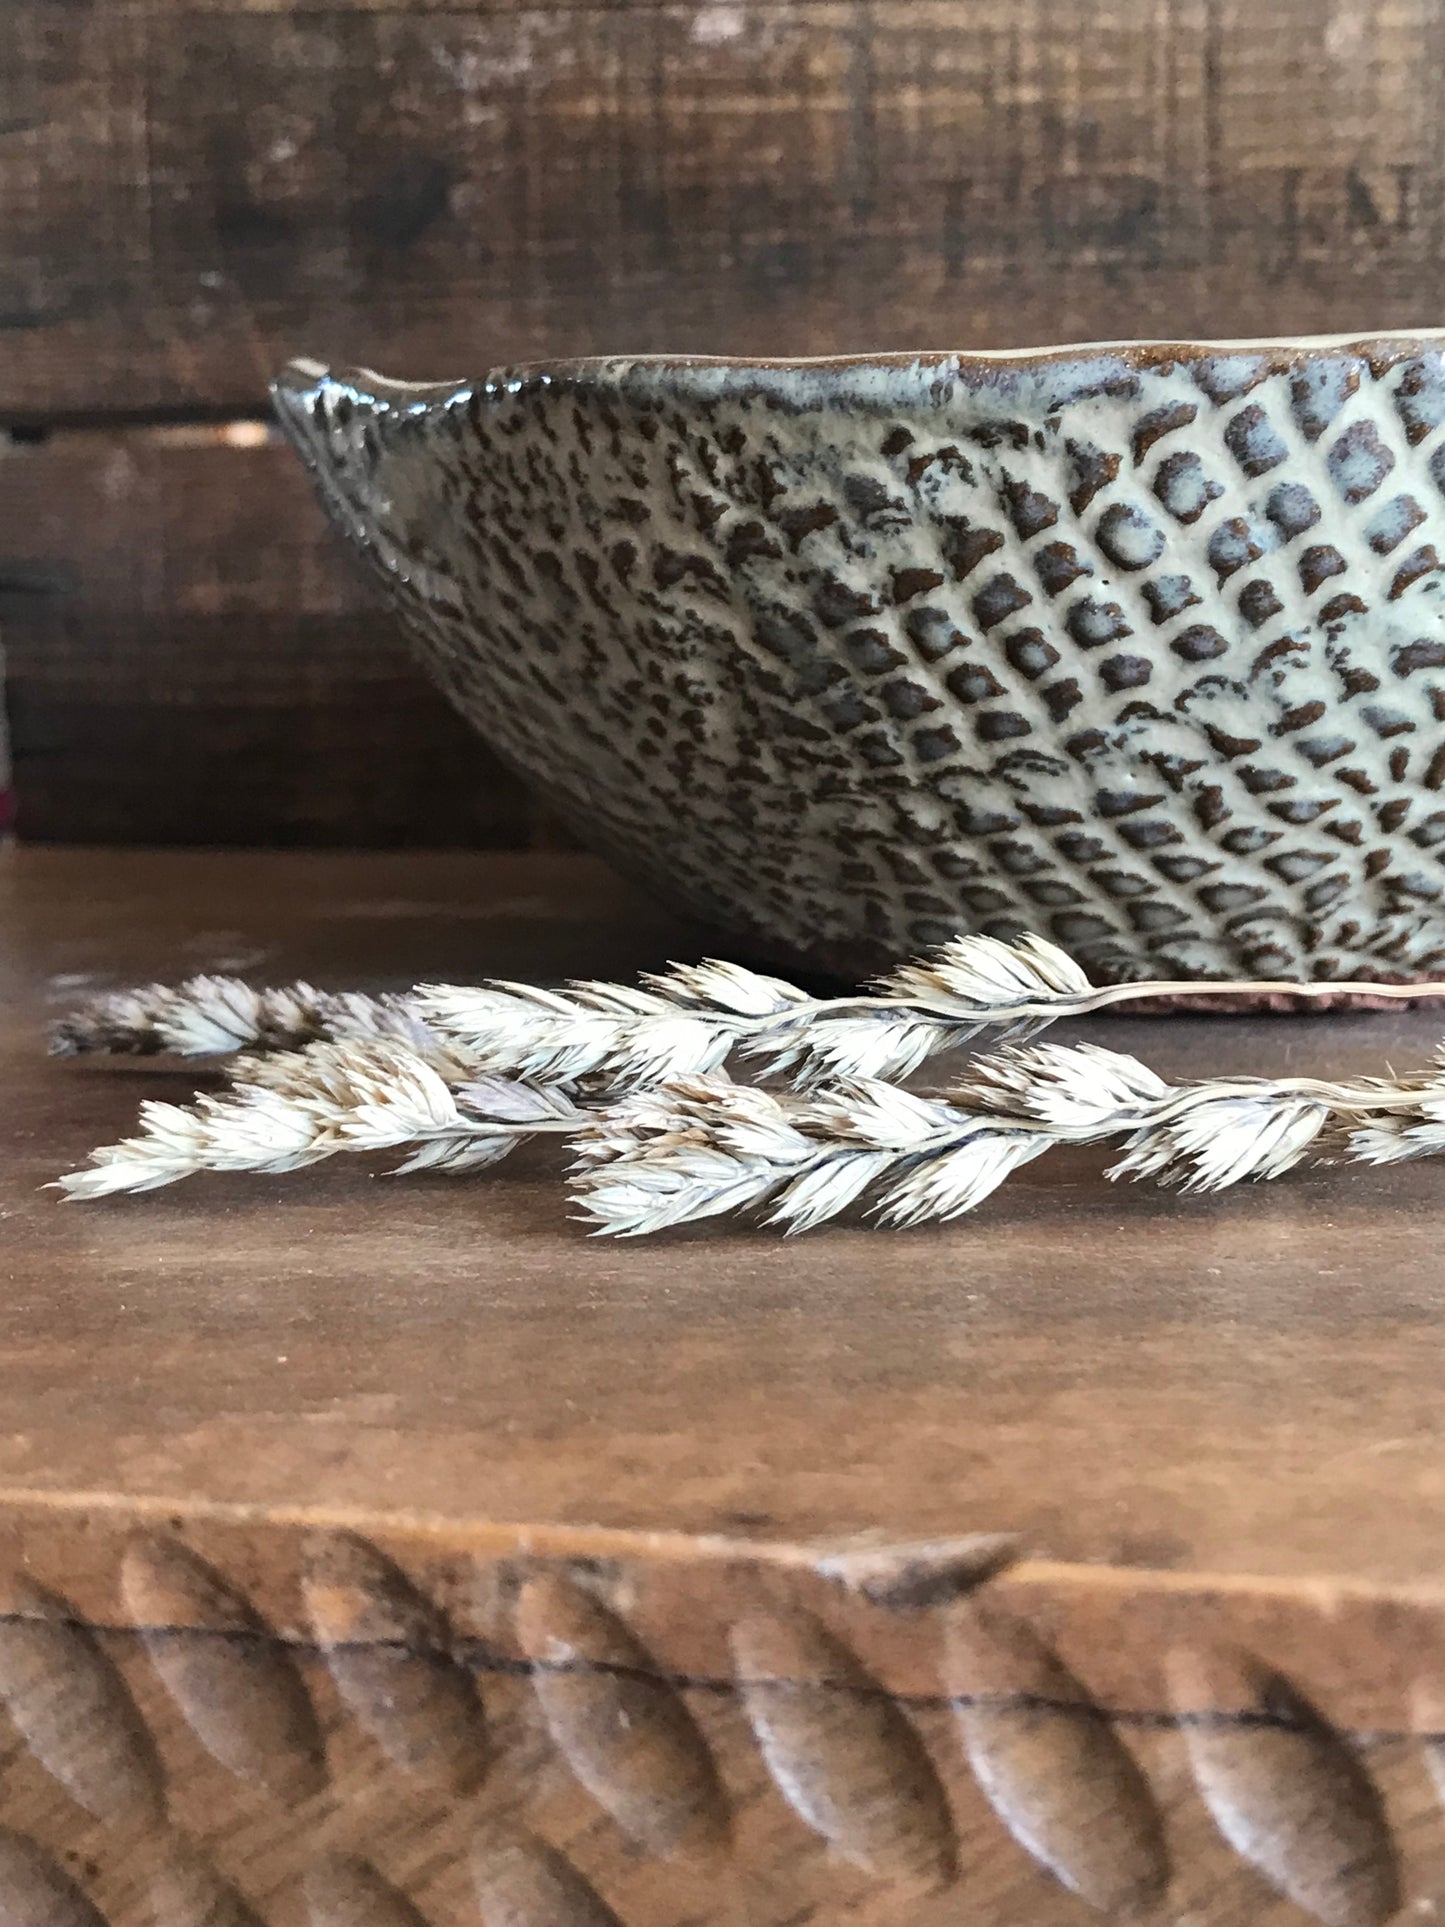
[
  {"x1": 53, "y1": 942, "x2": 1445, "y2": 1092},
  {"x1": 50, "y1": 977, "x2": 435, "y2": 1061},
  {"x1": 57, "y1": 1032, "x2": 1445, "y2": 1230},
  {"x1": 574, "y1": 1041, "x2": 1445, "y2": 1233},
  {"x1": 55, "y1": 1040, "x2": 584, "y2": 1199}
]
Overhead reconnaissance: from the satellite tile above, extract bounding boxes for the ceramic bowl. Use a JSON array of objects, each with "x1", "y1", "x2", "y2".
[{"x1": 274, "y1": 337, "x2": 1445, "y2": 984}]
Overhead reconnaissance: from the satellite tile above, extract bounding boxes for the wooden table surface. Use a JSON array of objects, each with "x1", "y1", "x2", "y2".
[{"x1": 4, "y1": 845, "x2": 1445, "y2": 1927}]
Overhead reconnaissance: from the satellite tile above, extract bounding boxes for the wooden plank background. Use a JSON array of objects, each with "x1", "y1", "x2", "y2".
[
  {"x1": 0, "y1": 430, "x2": 535, "y2": 844},
  {"x1": 4, "y1": 0, "x2": 1445, "y2": 841}
]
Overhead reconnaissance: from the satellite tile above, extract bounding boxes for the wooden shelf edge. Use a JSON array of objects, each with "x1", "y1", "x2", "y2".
[{"x1": 0, "y1": 1492, "x2": 1435, "y2": 1926}]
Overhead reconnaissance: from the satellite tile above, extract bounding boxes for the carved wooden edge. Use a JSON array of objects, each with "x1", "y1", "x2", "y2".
[{"x1": 0, "y1": 1495, "x2": 1440, "y2": 1924}]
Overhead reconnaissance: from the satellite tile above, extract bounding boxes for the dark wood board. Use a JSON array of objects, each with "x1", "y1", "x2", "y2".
[
  {"x1": 7, "y1": 0, "x2": 1445, "y2": 418},
  {"x1": 4, "y1": 846, "x2": 1445, "y2": 1922},
  {"x1": 13, "y1": 842, "x2": 1445, "y2": 1581},
  {"x1": 0, "y1": 432, "x2": 536, "y2": 844}
]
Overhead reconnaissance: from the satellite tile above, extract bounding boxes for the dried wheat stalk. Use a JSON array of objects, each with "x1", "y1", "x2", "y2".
[
  {"x1": 570, "y1": 1045, "x2": 1445, "y2": 1234},
  {"x1": 51, "y1": 939, "x2": 1445, "y2": 1090},
  {"x1": 56, "y1": 1039, "x2": 584, "y2": 1198},
  {"x1": 56, "y1": 1032, "x2": 1445, "y2": 1229},
  {"x1": 50, "y1": 977, "x2": 434, "y2": 1060}
]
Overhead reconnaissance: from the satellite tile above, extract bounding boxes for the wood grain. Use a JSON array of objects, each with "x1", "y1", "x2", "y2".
[
  {"x1": 7, "y1": 846, "x2": 1445, "y2": 1919},
  {"x1": 0, "y1": 432, "x2": 535, "y2": 844},
  {"x1": 8, "y1": 844, "x2": 1445, "y2": 1577},
  {"x1": 6, "y1": 0, "x2": 1445, "y2": 419}
]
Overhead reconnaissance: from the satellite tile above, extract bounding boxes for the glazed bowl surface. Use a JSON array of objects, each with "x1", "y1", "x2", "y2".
[{"x1": 274, "y1": 336, "x2": 1445, "y2": 983}]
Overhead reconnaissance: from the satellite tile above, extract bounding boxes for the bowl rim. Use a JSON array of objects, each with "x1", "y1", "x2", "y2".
[{"x1": 277, "y1": 329, "x2": 1445, "y2": 401}]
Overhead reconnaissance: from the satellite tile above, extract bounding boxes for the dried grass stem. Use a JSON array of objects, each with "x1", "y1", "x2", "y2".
[{"x1": 57, "y1": 944, "x2": 1445, "y2": 1095}]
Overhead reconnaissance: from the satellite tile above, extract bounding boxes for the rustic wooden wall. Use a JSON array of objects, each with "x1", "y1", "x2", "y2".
[
  {"x1": 0, "y1": 430, "x2": 534, "y2": 845},
  {"x1": 4, "y1": 0, "x2": 1445, "y2": 842}
]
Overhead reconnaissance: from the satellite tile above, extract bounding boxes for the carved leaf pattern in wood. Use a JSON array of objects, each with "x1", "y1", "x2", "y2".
[
  {"x1": 147, "y1": 1838, "x2": 269, "y2": 1927},
  {"x1": 515, "y1": 1573, "x2": 728, "y2": 1856},
  {"x1": 470, "y1": 1829, "x2": 626, "y2": 1927},
  {"x1": 0, "y1": 1826, "x2": 109, "y2": 1927},
  {"x1": 814, "y1": 1533, "x2": 1020, "y2": 1609},
  {"x1": 729, "y1": 1604, "x2": 958, "y2": 1887},
  {"x1": 300, "y1": 1531, "x2": 488, "y2": 1793},
  {"x1": 945, "y1": 1601, "x2": 1169, "y2": 1912},
  {"x1": 121, "y1": 1533, "x2": 326, "y2": 1800},
  {"x1": 1168, "y1": 1644, "x2": 1400, "y2": 1927},
  {"x1": 303, "y1": 1855, "x2": 437, "y2": 1927},
  {"x1": 0, "y1": 1575, "x2": 166, "y2": 1826},
  {"x1": 0, "y1": 1528, "x2": 1427, "y2": 1926}
]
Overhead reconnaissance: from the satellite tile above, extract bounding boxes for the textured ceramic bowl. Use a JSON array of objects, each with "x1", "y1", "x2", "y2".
[{"x1": 274, "y1": 336, "x2": 1445, "y2": 983}]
